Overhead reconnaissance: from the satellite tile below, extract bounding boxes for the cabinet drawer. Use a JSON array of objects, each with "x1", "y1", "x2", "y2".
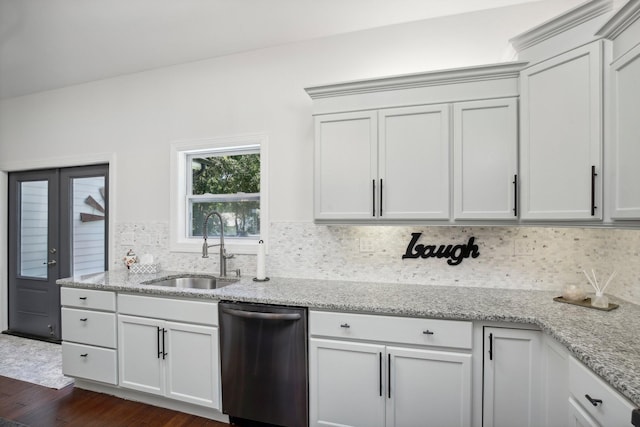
[
  {"x1": 62, "y1": 308, "x2": 116, "y2": 348},
  {"x1": 309, "y1": 311, "x2": 472, "y2": 349},
  {"x1": 118, "y1": 294, "x2": 218, "y2": 326},
  {"x1": 61, "y1": 287, "x2": 116, "y2": 311},
  {"x1": 62, "y1": 342, "x2": 117, "y2": 385},
  {"x1": 569, "y1": 357, "x2": 634, "y2": 427}
]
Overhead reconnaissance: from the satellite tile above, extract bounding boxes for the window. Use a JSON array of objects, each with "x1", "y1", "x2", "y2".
[{"x1": 170, "y1": 134, "x2": 268, "y2": 254}]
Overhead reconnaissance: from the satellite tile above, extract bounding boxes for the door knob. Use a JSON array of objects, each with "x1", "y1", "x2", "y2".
[{"x1": 43, "y1": 260, "x2": 57, "y2": 266}]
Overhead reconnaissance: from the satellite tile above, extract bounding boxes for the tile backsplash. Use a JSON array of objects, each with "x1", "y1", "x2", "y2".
[{"x1": 115, "y1": 221, "x2": 640, "y2": 305}]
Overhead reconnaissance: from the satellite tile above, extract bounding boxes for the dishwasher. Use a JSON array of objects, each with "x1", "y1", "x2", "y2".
[{"x1": 219, "y1": 301, "x2": 308, "y2": 427}]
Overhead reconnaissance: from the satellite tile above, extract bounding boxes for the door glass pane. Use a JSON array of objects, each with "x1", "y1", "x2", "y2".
[
  {"x1": 20, "y1": 181, "x2": 48, "y2": 278},
  {"x1": 72, "y1": 176, "x2": 105, "y2": 275}
]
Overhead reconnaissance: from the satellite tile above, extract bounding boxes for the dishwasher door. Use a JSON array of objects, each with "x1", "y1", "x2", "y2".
[{"x1": 219, "y1": 301, "x2": 308, "y2": 427}]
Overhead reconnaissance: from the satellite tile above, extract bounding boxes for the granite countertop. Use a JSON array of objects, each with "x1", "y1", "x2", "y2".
[{"x1": 58, "y1": 270, "x2": 640, "y2": 407}]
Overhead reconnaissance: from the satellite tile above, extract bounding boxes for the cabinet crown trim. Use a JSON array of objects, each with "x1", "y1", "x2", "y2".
[
  {"x1": 509, "y1": 0, "x2": 613, "y2": 52},
  {"x1": 304, "y1": 61, "x2": 528, "y2": 99},
  {"x1": 596, "y1": 0, "x2": 640, "y2": 40}
]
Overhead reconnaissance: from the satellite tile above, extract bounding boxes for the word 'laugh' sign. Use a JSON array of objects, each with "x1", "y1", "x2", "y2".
[{"x1": 402, "y1": 233, "x2": 480, "y2": 266}]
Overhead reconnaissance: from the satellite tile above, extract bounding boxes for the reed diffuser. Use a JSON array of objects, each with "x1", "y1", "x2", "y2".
[{"x1": 582, "y1": 269, "x2": 616, "y2": 309}]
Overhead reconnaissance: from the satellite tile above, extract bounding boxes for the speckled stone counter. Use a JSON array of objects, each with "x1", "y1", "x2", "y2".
[{"x1": 58, "y1": 270, "x2": 640, "y2": 407}]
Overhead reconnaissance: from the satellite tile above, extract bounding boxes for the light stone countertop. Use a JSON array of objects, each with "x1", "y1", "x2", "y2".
[{"x1": 57, "y1": 270, "x2": 640, "y2": 407}]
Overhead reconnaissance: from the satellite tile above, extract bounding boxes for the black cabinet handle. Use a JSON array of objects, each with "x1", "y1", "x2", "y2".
[
  {"x1": 340, "y1": 323, "x2": 350, "y2": 328},
  {"x1": 80, "y1": 318, "x2": 88, "y2": 322},
  {"x1": 591, "y1": 166, "x2": 597, "y2": 216},
  {"x1": 423, "y1": 330, "x2": 434, "y2": 335},
  {"x1": 372, "y1": 180, "x2": 376, "y2": 217},
  {"x1": 379, "y1": 179, "x2": 383, "y2": 217},
  {"x1": 157, "y1": 327, "x2": 162, "y2": 359},
  {"x1": 585, "y1": 394, "x2": 602, "y2": 407},
  {"x1": 80, "y1": 353, "x2": 88, "y2": 357},
  {"x1": 388, "y1": 353, "x2": 391, "y2": 399},
  {"x1": 379, "y1": 352, "x2": 383, "y2": 397},
  {"x1": 162, "y1": 328, "x2": 168, "y2": 359},
  {"x1": 513, "y1": 174, "x2": 518, "y2": 217},
  {"x1": 488, "y1": 333, "x2": 493, "y2": 361},
  {"x1": 79, "y1": 297, "x2": 87, "y2": 300}
]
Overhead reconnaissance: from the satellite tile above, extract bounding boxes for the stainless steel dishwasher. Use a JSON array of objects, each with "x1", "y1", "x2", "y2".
[{"x1": 219, "y1": 301, "x2": 308, "y2": 427}]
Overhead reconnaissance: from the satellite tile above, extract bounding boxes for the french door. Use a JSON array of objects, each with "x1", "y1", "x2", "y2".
[{"x1": 8, "y1": 165, "x2": 108, "y2": 341}]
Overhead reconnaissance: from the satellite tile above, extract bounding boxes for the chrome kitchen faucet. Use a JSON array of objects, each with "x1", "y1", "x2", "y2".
[{"x1": 202, "y1": 211, "x2": 234, "y2": 277}]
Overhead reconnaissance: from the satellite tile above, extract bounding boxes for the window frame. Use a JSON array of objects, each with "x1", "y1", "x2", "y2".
[{"x1": 170, "y1": 134, "x2": 268, "y2": 255}]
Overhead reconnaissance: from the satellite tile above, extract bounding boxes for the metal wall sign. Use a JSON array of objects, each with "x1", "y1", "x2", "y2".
[{"x1": 402, "y1": 233, "x2": 480, "y2": 266}]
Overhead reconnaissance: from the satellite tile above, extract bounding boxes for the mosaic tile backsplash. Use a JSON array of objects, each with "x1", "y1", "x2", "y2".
[{"x1": 115, "y1": 222, "x2": 640, "y2": 305}]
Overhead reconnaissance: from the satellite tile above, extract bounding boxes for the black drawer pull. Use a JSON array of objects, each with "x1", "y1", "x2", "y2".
[
  {"x1": 340, "y1": 323, "x2": 350, "y2": 328},
  {"x1": 79, "y1": 297, "x2": 87, "y2": 300},
  {"x1": 80, "y1": 318, "x2": 88, "y2": 322},
  {"x1": 80, "y1": 353, "x2": 88, "y2": 358},
  {"x1": 423, "y1": 330, "x2": 435, "y2": 335},
  {"x1": 585, "y1": 394, "x2": 602, "y2": 407}
]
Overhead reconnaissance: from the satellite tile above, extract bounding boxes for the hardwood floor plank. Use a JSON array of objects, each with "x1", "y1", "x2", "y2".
[{"x1": 0, "y1": 377, "x2": 229, "y2": 427}]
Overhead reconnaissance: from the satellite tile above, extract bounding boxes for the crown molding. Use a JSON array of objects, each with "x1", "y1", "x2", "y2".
[
  {"x1": 509, "y1": 0, "x2": 614, "y2": 52},
  {"x1": 596, "y1": 0, "x2": 640, "y2": 39},
  {"x1": 304, "y1": 61, "x2": 529, "y2": 99}
]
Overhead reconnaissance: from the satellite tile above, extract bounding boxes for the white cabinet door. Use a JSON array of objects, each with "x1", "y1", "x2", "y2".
[
  {"x1": 453, "y1": 98, "x2": 518, "y2": 220},
  {"x1": 165, "y1": 322, "x2": 220, "y2": 409},
  {"x1": 379, "y1": 105, "x2": 450, "y2": 219},
  {"x1": 118, "y1": 314, "x2": 164, "y2": 396},
  {"x1": 314, "y1": 111, "x2": 377, "y2": 220},
  {"x1": 520, "y1": 41, "x2": 602, "y2": 220},
  {"x1": 386, "y1": 346, "x2": 471, "y2": 427},
  {"x1": 483, "y1": 327, "x2": 542, "y2": 427},
  {"x1": 542, "y1": 335, "x2": 570, "y2": 427},
  {"x1": 309, "y1": 338, "x2": 385, "y2": 427},
  {"x1": 611, "y1": 43, "x2": 640, "y2": 219}
]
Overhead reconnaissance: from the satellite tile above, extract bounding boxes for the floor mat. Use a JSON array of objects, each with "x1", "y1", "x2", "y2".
[{"x1": 0, "y1": 334, "x2": 73, "y2": 389}]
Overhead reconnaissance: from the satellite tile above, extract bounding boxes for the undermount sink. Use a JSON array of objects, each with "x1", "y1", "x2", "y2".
[{"x1": 142, "y1": 275, "x2": 238, "y2": 290}]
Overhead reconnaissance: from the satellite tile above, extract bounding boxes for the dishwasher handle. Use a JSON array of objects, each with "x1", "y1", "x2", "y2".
[{"x1": 221, "y1": 307, "x2": 302, "y2": 321}]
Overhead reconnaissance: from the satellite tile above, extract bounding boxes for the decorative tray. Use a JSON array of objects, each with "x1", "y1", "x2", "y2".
[{"x1": 553, "y1": 296, "x2": 619, "y2": 311}]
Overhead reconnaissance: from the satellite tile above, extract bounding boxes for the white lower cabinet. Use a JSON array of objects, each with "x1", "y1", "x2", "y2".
[
  {"x1": 482, "y1": 327, "x2": 542, "y2": 427},
  {"x1": 387, "y1": 346, "x2": 471, "y2": 427},
  {"x1": 118, "y1": 314, "x2": 220, "y2": 408},
  {"x1": 117, "y1": 294, "x2": 221, "y2": 410},
  {"x1": 310, "y1": 339, "x2": 385, "y2": 427},
  {"x1": 309, "y1": 311, "x2": 472, "y2": 427},
  {"x1": 61, "y1": 287, "x2": 118, "y2": 385},
  {"x1": 542, "y1": 334, "x2": 570, "y2": 426},
  {"x1": 568, "y1": 356, "x2": 635, "y2": 427}
]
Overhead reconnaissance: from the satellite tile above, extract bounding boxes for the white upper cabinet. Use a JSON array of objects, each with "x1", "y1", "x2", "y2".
[
  {"x1": 314, "y1": 111, "x2": 377, "y2": 220},
  {"x1": 519, "y1": 41, "x2": 603, "y2": 221},
  {"x1": 610, "y1": 45, "x2": 640, "y2": 219},
  {"x1": 314, "y1": 105, "x2": 449, "y2": 221},
  {"x1": 379, "y1": 105, "x2": 450, "y2": 220},
  {"x1": 453, "y1": 98, "x2": 518, "y2": 220},
  {"x1": 598, "y1": 1, "x2": 640, "y2": 219},
  {"x1": 307, "y1": 62, "x2": 524, "y2": 223}
]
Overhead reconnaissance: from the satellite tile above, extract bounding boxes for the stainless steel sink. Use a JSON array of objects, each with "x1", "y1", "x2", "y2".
[{"x1": 142, "y1": 275, "x2": 238, "y2": 289}]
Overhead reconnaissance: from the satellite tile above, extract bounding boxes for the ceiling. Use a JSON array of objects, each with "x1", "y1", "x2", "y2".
[{"x1": 0, "y1": 0, "x2": 558, "y2": 100}]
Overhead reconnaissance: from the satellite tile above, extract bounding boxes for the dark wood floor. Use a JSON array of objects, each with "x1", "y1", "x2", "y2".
[{"x1": 0, "y1": 376, "x2": 230, "y2": 427}]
